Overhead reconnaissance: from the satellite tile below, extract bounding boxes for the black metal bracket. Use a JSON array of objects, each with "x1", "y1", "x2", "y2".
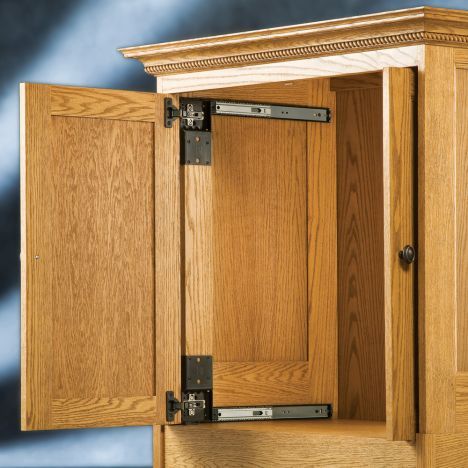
[
  {"x1": 166, "y1": 391, "x2": 181, "y2": 422},
  {"x1": 164, "y1": 98, "x2": 180, "y2": 128},
  {"x1": 166, "y1": 355, "x2": 213, "y2": 424},
  {"x1": 164, "y1": 98, "x2": 212, "y2": 165},
  {"x1": 164, "y1": 98, "x2": 332, "y2": 167}
]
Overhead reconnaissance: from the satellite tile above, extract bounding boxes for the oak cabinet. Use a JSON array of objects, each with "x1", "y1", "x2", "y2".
[{"x1": 20, "y1": 6, "x2": 468, "y2": 467}]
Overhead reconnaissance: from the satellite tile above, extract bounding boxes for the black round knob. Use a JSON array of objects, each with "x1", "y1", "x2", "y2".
[{"x1": 399, "y1": 245, "x2": 416, "y2": 264}]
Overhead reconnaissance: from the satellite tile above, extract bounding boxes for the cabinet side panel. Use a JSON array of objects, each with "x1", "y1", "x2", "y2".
[
  {"x1": 417, "y1": 433, "x2": 468, "y2": 468},
  {"x1": 455, "y1": 56, "x2": 468, "y2": 433},
  {"x1": 418, "y1": 46, "x2": 457, "y2": 433},
  {"x1": 456, "y1": 67, "x2": 468, "y2": 373},
  {"x1": 336, "y1": 86, "x2": 386, "y2": 421}
]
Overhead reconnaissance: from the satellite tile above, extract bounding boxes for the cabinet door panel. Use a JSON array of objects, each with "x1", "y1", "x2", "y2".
[
  {"x1": 184, "y1": 79, "x2": 337, "y2": 407},
  {"x1": 383, "y1": 67, "x2": 417, "y2": 441},
  {"x1": 20, "y1": 84, "x2": 179, "y2": 430}
]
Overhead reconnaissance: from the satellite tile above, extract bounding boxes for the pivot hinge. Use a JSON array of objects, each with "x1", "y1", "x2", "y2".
[
  {"x1": 164, "y1": 98, "x2": 212, "y2": 166},
  {"x1": 164, "y1": 98, "x2": 331, "y2": 167},
  {"x1": 164, "y1": 98, "x2": 180, "y2": 128},
  {"x1": 166, "y1": 391, "x2": 181, "y2": 422},
  {"x1": 166, "y1": 355, "x2": 213, "y2": 423}
]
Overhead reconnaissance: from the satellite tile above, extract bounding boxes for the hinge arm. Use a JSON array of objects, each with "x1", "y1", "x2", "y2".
[
  {"x1": 164, "y1": 98, "x2": 180, "y2": 128},
  {"x1": 166, "y1": 391, "x2": 181, "y2": 422}
]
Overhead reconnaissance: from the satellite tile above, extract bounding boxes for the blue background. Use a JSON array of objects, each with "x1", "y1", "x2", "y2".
[{"x1": 0, "y1": 0, "x2": 466, "y2": 466}]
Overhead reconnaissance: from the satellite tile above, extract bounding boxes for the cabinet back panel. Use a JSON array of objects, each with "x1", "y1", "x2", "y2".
[
  {"x1": 211, "y1": 116, "x2": 308, "y2": 362},
  {"x1": 336, "y1": 87, "x2": 386, "y2": 420},
  {"x1": 48, "y1": 116, "x2": 155, "y2": 399}
]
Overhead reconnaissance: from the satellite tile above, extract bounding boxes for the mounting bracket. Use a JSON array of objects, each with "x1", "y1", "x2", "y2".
[
  {"x1": 166, "y1": 355, "x2": 213, "y2": 424},
  {"x1": 164, "y1": 98, "x2": 331, "y2": 167}
]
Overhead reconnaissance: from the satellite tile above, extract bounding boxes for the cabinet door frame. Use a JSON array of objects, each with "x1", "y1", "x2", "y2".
[{"x1": 21, "y1": 84, "x2": 181, "y2": 430}]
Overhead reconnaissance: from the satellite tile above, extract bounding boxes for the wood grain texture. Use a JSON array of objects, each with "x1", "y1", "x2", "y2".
[
  {"x1": 187, "y1": 78, "x2": 314, "y2": 105},
  {"x1": 21, "y1": 84, "x2": 161, "y2": 430},
  {"x1": 417, "y1": 45, "x2": 456, "y2": 434},
  {"x1": 183, "y1": 166, "x2": 213, "y2": 356},
  {"x1": 211, "y1": 115, "x2": 307, "y2": 363},
  {"x1": 51, "y1": 85, "x2": 155, "y2": 121},
  {"x1": 157, "y1": 46, "x2": 421, "y2": 93},
  {"x1": 153, "y1": 425, "x2": 165, "y2": 468},
  {"x1": 21, "y1": 83, "x2": 53, "y2": 430},
  {"x1": 164, "y1": 420, "x2": 416, "y2": 467},
  {"x1": 213, "y1": 362, "x2": 310, "y2": 406},
  {"x1": 456, "y1": 67, "x2": 468, "y2": 372},
  {"x1": 330, "y1": 72, "x2": 383, "y2": 91},
  {"x1": 455, "y1": 374, "x2": 468, "y2": 431},
  {"x1": 382, "y1": 67, "x2": 416, "y2": 441},
  {"x1": 417, "y1": 433, "x2": 468, "y2": 468},
  {"x1": 336, "y1": 85, "x2": 386, "y2": 421},
  {"x1": 195, "y1": 418, "x2": 388, "y2": 436},
  {"x1": 120, "y1": 7, "x2": 468, "y2": 76},
  {"x1": 183, "y1": 79, "x2": 337, "y2": 409},
  {"x1": 50, "y1": 116, "x2": 154, "y2": 400},
  {"x1": 306, "y1": 79, "x2": 338, "y2": 408},
  {"x1": 154, "y1": 94, "x2": 182, "y2": 424},
  {"x1": 50, "y1": 396, "x2": 156, "y2": 429}
]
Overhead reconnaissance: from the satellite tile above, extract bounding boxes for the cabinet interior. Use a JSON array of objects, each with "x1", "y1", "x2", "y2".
[{"x1": 182, "y1": 71, "x2": 387, "y2": 432}]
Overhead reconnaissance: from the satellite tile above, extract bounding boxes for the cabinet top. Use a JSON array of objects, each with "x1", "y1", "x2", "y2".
[{"x1": 120, "y1": 7, "x2": 468, "y2": 77}]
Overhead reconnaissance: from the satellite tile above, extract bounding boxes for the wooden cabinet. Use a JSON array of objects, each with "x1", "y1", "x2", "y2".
[{"x1": 20, "y1": 6, "x2": 468, "y2": 467}]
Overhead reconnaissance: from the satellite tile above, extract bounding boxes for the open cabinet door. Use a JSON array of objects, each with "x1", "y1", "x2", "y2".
[
  {"x1": 383, "y1": 68, "x2": 417, "y2": 441},
  {"x1": 181, "y1": 80, "x2": 338, "y2": 410},
  {"x1": 20, "y1": 84, "x2": 180, "y2": 430}
]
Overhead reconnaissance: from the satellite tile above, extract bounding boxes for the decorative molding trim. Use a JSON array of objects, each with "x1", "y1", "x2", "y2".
[{"x1": 142, "y1": 31, "x2": 468, "y2": 76}]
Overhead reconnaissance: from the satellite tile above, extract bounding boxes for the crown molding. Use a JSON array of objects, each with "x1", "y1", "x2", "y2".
[{"x1": 119, "y1": 7, "x2": 468, "y2": 76}]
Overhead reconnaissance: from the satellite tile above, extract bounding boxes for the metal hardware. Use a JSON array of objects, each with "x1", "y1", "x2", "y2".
[
  {"x1": 181, "y1": 355, "x2": 212, "y2": 423},
  {"x1": 212, "y1": 404, "x2": 332, "y2": 422},
  {"x1": 168, "y1": 356, "x2": 332, "y2": 424},
  {"x1": 164, "y1": 98, "x2": 180, "y2": 128},
  {"x1": 166, "y1": 355, "x2": 213, "y2": 423},
  {"x1": 181, "y1": 130, "x2": 211, "y2": 165},
  {"x1": 166, "y1": 391, "x2": 181, "y2": 422},
  {"x1": 399, "y1": 244, "x2": 416, "y2": 264},
  {"x1": 181, "y1": 390, "x2": 211, "y2": 423},
  {"x1": 165, "y1": 98, "x2": 212, "y2": 165},
  {"x1": 182, "y1": 355, "x2": 212, "y2": 390},
  {"x1": 211, "y1": 101, "x2": 331, "y2": 123},
  {"x1": 214, "y1": 407, "x2": 273, "y2": 421},
  {"x1": 164, "y1": 98, "x2": 331, "y2": 166}
]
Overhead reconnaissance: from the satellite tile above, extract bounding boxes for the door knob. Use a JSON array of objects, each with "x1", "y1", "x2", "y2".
[{"x1": 399, "y1": 245, "x2": 416, "y2": 264}]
